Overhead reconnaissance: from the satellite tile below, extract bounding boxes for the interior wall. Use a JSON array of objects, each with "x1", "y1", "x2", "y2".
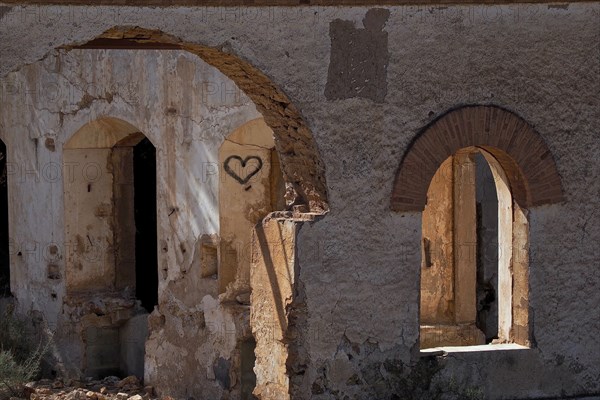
[
  {"x1": 421, "y1": 149, "x2": 495, "y2": 349},
  {"x1": 112, "y1": 146, "x2": 136, "y2": 292},
  {"x1": 480, "y1": 149, "x2": 514, "y2": 343},
  {"x1": 218, "y1": 118, "x2": 282, "y2": 298},
  {"x1": 63, "y1": 147, "x2": 115, "y2": 292}
]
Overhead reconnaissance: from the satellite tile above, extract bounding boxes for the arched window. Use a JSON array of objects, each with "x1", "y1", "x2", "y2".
[
  {"x1": 420, "y1": 146, "x2": 528, "y2": 348},
  {"x1": 391, "y1": 106, "x2": 564, "y2": 350}
]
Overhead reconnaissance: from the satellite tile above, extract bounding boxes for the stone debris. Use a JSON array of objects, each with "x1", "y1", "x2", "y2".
[
  {"x1": 116, "y1": 377, "x2": 138, "y2": 389},
  {"x1": 13, "y1": 377, "x2": 163, "y2": 400}
]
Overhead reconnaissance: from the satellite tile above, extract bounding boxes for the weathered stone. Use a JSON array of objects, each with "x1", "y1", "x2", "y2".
[
  {"x1": 117, "y1": 376, "x2": 139, "y2": 389},
  {"x1": 143, "y1": 386, "x2": 154, "y2": 396},
  {"x1": 52, "y1": 381, "x2": 65, "y2": 389},
  {"x1": 250, "y1": 216, "x2": 304, "y2": 399}
]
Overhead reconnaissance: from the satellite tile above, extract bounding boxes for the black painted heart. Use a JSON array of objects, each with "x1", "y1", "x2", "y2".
[{"x1": 224, "y1": 155, "x2": 264, "y2": 185}]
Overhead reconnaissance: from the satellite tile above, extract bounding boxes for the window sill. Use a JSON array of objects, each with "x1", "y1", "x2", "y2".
[{"x1": 420, "y1": 343, "x2": 530, "y2": 356}]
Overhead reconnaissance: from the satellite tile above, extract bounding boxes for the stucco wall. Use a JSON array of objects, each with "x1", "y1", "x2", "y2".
[{"x1": 1, "y1": 3, "x2": 599, "y2": 399}]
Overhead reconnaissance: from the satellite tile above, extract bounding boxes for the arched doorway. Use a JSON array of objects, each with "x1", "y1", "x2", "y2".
[
  {"x1": 63, "y1": 117, "x2": 157, "y2": 377},
  {"x1": 6, "y1": 26, "x2": 329, "y2": 397}
]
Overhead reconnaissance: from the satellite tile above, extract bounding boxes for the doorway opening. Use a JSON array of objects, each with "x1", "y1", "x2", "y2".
[
  {"x1": 64, "y1": 118, "x2": 157, "y2": 378},
  {"x1": 134, "y1": 137, "x2": 158, "y2": 312}
]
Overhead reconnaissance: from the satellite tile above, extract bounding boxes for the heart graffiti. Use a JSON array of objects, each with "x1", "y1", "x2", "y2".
[{"x1": 223, "y1": 155, "x2": 264, "y2": 185}]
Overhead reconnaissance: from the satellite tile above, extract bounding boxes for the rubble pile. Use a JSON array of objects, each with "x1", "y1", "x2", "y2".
[{"x1": 13, "y1": 376, "x2": 165, "y2": 400}]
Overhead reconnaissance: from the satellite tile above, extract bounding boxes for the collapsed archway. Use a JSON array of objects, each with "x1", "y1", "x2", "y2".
[{"x1": 66, "y1": 26, "x2": 328, "y2": 214}]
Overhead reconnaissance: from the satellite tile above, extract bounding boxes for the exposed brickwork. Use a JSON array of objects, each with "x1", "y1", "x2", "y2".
[
  {"x1": 391, "y1": 105, "x2": 565, "y2": 212},
  {"x1": 71, "y1": 27, "x2": 329, "y2": 213}
]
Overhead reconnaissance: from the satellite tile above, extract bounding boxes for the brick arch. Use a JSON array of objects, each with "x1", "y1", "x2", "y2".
[
  {"x1": 391, "y1": 105, "x2": 564, "y2": 212},
  {"x1": 65, "y1": 26, "x2": 328, "y2": 213}
]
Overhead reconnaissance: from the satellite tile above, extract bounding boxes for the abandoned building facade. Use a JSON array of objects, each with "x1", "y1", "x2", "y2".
[{"x1": 0, "y1": 2, "x2": 598, "y2": 399}]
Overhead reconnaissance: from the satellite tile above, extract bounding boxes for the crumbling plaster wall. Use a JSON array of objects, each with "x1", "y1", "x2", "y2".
[
  {"x1": 0, "y1": 47, "x2": 262, "y2": 396},
  {"x1": 0, "y1": 3, "x2": 599, "y2": 399},
  {"x1": 291, "y1": 4, "x2": 599, "y2": 397}
]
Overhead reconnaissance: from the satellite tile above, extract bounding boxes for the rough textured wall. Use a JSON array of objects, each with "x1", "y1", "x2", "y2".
[
  {"x1": 0, "y1": 3, "x2": 599, "y2": 400},
  {"x1": 249, "y1": 215, "x2": 300, "y2": 400},
  {"x1": 291, "y1": 5, "x2": 599, "y2": 398}
]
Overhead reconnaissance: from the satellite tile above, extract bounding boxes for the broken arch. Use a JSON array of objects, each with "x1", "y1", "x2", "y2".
[{"x1": 66, "y1": 26, "x2": 329, "y2": 213}]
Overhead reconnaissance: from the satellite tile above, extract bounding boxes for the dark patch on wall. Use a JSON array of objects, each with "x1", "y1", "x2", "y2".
[
  {"x1": 213, "y1": 357, "x2": 231, "y2": 389},
  {"x1": 45, "y1": 137, "x2": 56, "y2": 152},
  {"x1": 240, "y1": 339, "x2": 257, "y2": 400},
  {"x1": 47, "y1": 264, "x2": 61, "y2": 280},
  {"x1": 325, "y1": 8, "x2": 390, "y2": 103},
  {"x1": 0, "y1": 7, "x2": 12, "y2": 21}
]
